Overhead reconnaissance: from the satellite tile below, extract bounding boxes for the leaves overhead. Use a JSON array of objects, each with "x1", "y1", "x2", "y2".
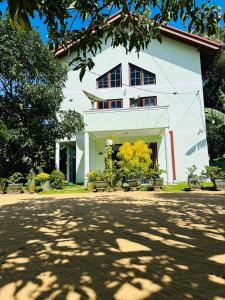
[
  {"x1": 1, "y1": 1, "x2": 224, "y2": 76},
  {"x1": 0, "y1": 19, "x2": 84, "y2": 177}
]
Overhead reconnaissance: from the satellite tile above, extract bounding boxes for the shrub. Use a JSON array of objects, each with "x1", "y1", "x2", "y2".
[
  {"x1": 8, "y1": 172, "x2": 23, "y2": 184},
  {"x1": 186, "y1": 165, "x2": 201, "y2": 188},
  {"x1": 50, "y1": 170, "x2": 65, "y2": 189},
  {"x1": 117, "y1": 140, "x2": 152, "y2": 179},
  {"x1": 36, "y1": 172, "x2": 50, "y2": 184},
  {"x1": 140, "y1": 184, "x2": 154, "y2": 191},
  {"x1": 201, "y1": 166, "x2": 224, "y2": 190},
  {"x1": 149, "y1": 164, "x2": 166, "y2": 181},
  {"x1": 35, "y1": 186, "x2": 43, "y2": 193},
  {"x1": 87, "y1": 171, "x2": 105, "y2": 182}
]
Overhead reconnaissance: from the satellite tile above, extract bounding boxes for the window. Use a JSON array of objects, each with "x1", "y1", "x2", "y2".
[
  {"x1": 129, "y1": 63, "x2": 156, "y2": 86},
  {"x1": 130, "y1": 97, "x2": 157, "y2": 108},
  {"x1": 97, "y1": 99, "x2": 123, "y2": 109},
  {"x1": 97, "y1": 64, "x2": 122, "y2": 88}
]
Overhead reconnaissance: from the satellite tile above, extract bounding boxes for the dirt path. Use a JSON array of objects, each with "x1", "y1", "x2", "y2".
[{"x1": 0, "y1": 191, "x2": 224, "y2": 300}]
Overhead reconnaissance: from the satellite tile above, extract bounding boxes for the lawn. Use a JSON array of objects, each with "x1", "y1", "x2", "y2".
[{"x1": 40, "y1": 184, "x2": 88, "y2": 194}]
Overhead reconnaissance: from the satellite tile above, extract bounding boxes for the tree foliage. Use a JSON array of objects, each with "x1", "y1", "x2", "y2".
[
  {"x1": 202, "y1": 26, "x2": 225, "y2": 160},
  {"x1": 0, "y1": 19, "x2": 84, "y2": 177},
  {"x1": 117, "y1": 140, "x2": 152, "y2": 179},
  {"x1": 1, "y1": 1, "x2": 223, "y2": 77}
]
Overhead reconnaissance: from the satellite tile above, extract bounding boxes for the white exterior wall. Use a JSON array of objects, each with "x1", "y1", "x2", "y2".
[{"x1": 60, "y1": 36, "x2": 209, "y2": 183}]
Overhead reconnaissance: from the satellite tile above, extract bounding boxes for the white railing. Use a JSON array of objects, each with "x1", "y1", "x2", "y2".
[{"x1": 83, "y1": 106, "x2": 169, "y2": 132}]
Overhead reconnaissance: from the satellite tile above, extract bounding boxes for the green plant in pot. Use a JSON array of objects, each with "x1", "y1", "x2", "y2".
[
  {"x1": 117, "y1": 140, "x2": 152, "y2": 191},
  {"x1": 186, "y1": 165, "x2": 201, "y2": 190},
  {"x1": 7, "y1": 172, "x2": 23, "y2": 193},
  {"x1": 27, "y1": 169, "x2": 36, "y2": 193},
  {"x1": 201, "y1": 166, "x2": 225, "y2": 190},
  {"x1": 36, "y1": 172, "x2": 50, "y2": 190},
  {"x1": 86, "y1": 171, "x2": 98, "y2": 191},
  {"x1": 149, "y1": 164, "x2": 166, "y2": 189},
  {"x1": 93, "y1": 171, "x2": 108, "y2": 192}
]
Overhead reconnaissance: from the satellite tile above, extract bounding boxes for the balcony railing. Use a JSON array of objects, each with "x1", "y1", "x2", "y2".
[{"x1": 83, "y1": 106, "x2": 169, "y2": 132}]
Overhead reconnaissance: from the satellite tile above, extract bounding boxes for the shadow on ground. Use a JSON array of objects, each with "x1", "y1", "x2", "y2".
[{"x1": 0, "y1": 192, "x2": 224, "y2": 300}]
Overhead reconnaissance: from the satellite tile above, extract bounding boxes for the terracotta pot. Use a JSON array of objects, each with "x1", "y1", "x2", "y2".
[{"x1": 94, "y1": 181, "x2": 108, "y2": 192}]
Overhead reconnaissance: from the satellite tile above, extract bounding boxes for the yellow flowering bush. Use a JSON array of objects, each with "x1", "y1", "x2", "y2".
[{"x1": 117, "y1": 140, "x2": 152, "y2": 179}]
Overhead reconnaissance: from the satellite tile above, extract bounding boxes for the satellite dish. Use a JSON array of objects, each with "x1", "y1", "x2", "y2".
[{"x1": 83, "y1": 90, "x2": 104, "y2": 108}]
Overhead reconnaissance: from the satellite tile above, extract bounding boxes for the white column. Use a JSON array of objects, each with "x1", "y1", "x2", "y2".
[
  {"x1": 84, "y1": 132, "x2": 90, "y2": 184},
  {"x1": 66, "y1": 146, "x2": 70, "y2": 181},
  {"x1": 55, "y1": 142, "x2": 60, "y2": 170},
  {"x1": 164, "y1": 128, "x2": 173, "y2": 184}
]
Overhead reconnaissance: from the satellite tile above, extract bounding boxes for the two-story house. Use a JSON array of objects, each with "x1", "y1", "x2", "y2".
[{"x1": 55, "y1": 12, "x2": 222, "y2": 184}]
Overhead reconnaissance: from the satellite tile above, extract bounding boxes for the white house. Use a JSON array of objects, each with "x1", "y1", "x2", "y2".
[{"x1": 55, "y1": 13, "x2": 222, "y2": 184}]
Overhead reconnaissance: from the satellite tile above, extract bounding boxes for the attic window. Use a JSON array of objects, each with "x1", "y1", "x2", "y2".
[
  {"x1": 97, "y1": 64, "x2": 122, "y2": 88},
  {"x1": 129, "y1": 63, "x2": 156, "y2": 86}
]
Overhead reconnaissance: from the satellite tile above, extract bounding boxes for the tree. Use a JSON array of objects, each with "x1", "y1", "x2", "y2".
[
  {"x1": 117, "y1": 140, "x2": 152, "y2": 179},
  {"x1": 1, "y1": 1, "x2": 223, "y2": 77},
  {"x1": 0, "y1": 19, "x2": 84, "y2": 177},
  {"x1": 202, "y1": 26, "x2": 225, "y2": 161}
]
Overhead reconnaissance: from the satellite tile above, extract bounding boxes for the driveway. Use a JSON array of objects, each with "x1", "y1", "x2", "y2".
[{"x1": 0, "y1": 191, "x2": 224, "y2": 300}]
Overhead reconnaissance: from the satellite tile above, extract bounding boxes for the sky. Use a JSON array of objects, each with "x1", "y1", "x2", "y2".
[{"x1": 0, "y1": 1, "x2": 224, "y2": 42}]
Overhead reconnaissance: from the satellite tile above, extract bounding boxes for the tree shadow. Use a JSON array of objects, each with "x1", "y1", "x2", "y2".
[{"x1": 0, "y1": 192, "x2": 224, "y2": 299}]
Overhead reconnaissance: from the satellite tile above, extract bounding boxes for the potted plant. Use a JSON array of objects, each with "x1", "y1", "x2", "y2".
[
  {"x1": 150, "y1": 164, "x2": 166, "y2": 189},
  {"x1": 27, "y1": 169, "x2": 36, "y2": 193},
  {"x1": 201, "y1": 166, "x2": 225, "y2": 190},
  {"x1": 86, "y1": 171, "x2": 98, "y2": 191},
  {"x1": 94, "y1": 171, "x2": 108, "y2": 192},
  {"x1": 36, "y1": 172, "x2": 50, "y2": 190},
  {"x1": 7, "y1": 172, "x2": 23, "y2": 193},
  {"x1": 186, "y1": 165, "x2": 201, "y2": 190}
]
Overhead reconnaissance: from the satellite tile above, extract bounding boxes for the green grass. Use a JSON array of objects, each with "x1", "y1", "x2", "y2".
[
  {"x1": 162, "y1": 182, "x2": 189, "y2": 192},
  {"x1": 163, "y1": 181, "x2": 214, "y2": 192},
  {"x1": 40, "y1": 184, "x2": 88, "y2": 195}
]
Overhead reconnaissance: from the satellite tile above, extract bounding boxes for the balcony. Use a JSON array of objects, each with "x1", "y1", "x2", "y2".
[{"x1": 83, "y1": 106, "x2": 169, "y2": 132}]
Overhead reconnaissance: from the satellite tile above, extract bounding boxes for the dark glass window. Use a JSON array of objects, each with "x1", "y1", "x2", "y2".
[
  {"x1": 97, "y1": 64, "x2": 121, "y2": 88},
  {"x1": 98, "y1": 101, "x2": 109, "y2": 109},
  {"x1": 97, "y1": 99, "x2": 123, "y2": 109},
  {"x1": 129, "y1": 63, "x2": 156, "y2": 86},
  {"x1": 98, "y1": 74, "x2": 108, "y2": 88},
  {"x1": 130, "y1": 97, "x2": 157, "y2": 108}
]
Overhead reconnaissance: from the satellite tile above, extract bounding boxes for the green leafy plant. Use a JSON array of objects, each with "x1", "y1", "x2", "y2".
[
  {"x1": 8, "y1": 172, "x2": 23, "y2": 184},
  {"x1": 149, "y1": 164, "x2": 165, "y2": 180},
  {"x1": 50, "y1": 170, "x2": 65, "y2": 189},
  {"x1": 27, "y1": 169, "x2": 36, "y2": 193},
  {"x1": 201, "y1": 166, "x2": 224, "y2": 190},
  {"x1": 186, "y1": 165, "x2": 201, "y2": 188},
  {"x1": 87, "y1": 171, "x2": 105, "y2": 182}
]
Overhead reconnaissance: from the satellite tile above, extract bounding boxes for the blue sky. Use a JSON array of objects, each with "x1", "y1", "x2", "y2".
[{"x1": 0, "y1": 1, "x2": 224, "y2": 42}]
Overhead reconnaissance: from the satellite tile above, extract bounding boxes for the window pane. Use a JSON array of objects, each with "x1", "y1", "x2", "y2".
[
  {"x1": 111, "y1": 101, "x2": 116, "y2": 108},
  {"x1": 143, "y1": 97, "x2": 156, "y2": 107},
  {"x1": 143, "y1": 71, "x2": 155, "y2": 85},
  {"x1": 117, "y1": 100, "x2": 122, "y2": 108},
  {"x1": 130, "y1": 65, "x2": 141, "y2": 86},
  {"x1": 98, "y1": 74, "x2": 108, "y2": 88},
  {"x1": 110, "y1": 65, "x2": 121, "y2": 87},
  {"x1": 103, "y1": 101, "x2": 109, "y2": 109}
]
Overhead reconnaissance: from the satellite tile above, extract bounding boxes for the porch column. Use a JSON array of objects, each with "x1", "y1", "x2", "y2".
[
  {"x1": 84, "y1": 131, "x2": 90, "y2": 184},
  {"x1": 55, "y1": 142, "x2": 60, "y2": 170},
  {"x1": 164, "y1": 128, "x2": 173, "y2": 184},
  {"x1": 66, "y1": 146, "x2": 70, "y2": 181}
]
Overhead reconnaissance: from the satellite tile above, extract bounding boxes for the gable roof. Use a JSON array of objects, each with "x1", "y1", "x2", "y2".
[{"x1": 55, "y1": 10, "x2": 223, "y2": 70}]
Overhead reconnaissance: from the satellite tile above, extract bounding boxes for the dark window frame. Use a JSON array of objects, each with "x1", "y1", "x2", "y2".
[
  {"x1": 97, "y1": 99, "x2": 123, "y2": 109},
  {"x1": 129, "y1": 63, "x2": 156, "y2": 86},
  {"x1": 130, "y1": 96, "x2": 157, "y2": 108},
  {"x1": 97, "y1": 64, "x2": 122, "y2": 89}
]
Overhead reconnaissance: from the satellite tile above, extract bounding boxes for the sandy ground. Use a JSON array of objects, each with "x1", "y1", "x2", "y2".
[{"x1": 0, "y1": 191, "x2": 224, "y2": 300}]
